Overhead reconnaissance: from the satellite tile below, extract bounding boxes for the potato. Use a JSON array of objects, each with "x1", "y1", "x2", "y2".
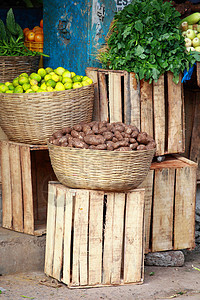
[
  {"x1": 130, "y1": 137, "x2": 136, "y2": 143},
  {"x1": 84, "y1": 134, "x2": 106, "y2": 145},
  {"x1": 115, "y1": 147, "x2": 131, "y2": 151},
  {"x1": 92, "y1": 123, "x2": 99, "y2": 134},
  {"x1": 99, "y1": 121, "x2": 107, "y2": 129},
  {"x1": 49, "y1": 136, "x2": 54, "y2": 144},
  {"x1": 137, "y1": 132, "x2": 149, "y2": 145},
  {"x1": 73, "y1": 138, "x2": 88, "y2": 149},
  {"x1": 52, "y1": 138, "x2": 61, "y2": 146},
  {"x1": 114, "y1": 130, "x2": 123, "y2": 141},
  {"x1": 61, "y1": 141, "x2": 68, "y2": 147},
  {"x1": 61, "y1": 127, "x2": 71, "y2": 134},
  {"x1": 131, "y1": 131, "x2": 139, "y2": 139},
  {"x1": 96, "y1": 144, "x2": 107, "y2": 150},
  {"x1": 82, "y1": 124, "x2": 91, "y2": 133},
  {"x1": 113, "y1": 124, "x2": 124, "y2": 132},
  {"x1": 124, "y1": 126, "x2": 132, "y2": 135},
  {"x1": 73, "y1": 124, "x2": 82, "y2": 132},
  {"x1": 146, "y1": 141, "x2": 156, "y2": 150},
  {"x1": 130, "y1": 142, "x2": 138, "y2": 150},
  {"x1": 103, "y1": 131, "x2": 113, "y2": 141},
  {"x1": 59, "y1": 136, "x2": 68, "y2": 143},
  {"x1": 53, "y1": 130, "x2": 63, "y2": 139},
  {"x1": 89, "y1": 145, "x2": 97, "y2": 149},
  {"x1": 98, "y1": 126, "x2": 108, "y2": 134},
  {"x1": 106, "y1": 141, "x2": 115, "y2": 151},
  {"x1": 137, "y1": 145, "x2": 147, "y2": 150},
  {"x1": 112, "y1": 137, "x2": 118, "y2": 143},
  {"x1": 71, "y1": 130, "x2": 80, "y2": 139},
  {"x1": 113, "y1": 140, "x2": 129, "y2": 149}
]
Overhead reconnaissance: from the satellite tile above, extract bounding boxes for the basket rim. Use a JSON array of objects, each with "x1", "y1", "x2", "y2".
[
  {"x1": 47, "y1": 141, "x2": 156, "y2": 156},
  {"x1": 0, "y1": 55, "x2": 41, "y2": 58}
]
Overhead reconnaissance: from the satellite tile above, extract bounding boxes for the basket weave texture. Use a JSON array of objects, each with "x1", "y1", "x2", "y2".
[
  {"x1": 48, "y1": 144, "x2": 155, "y2": 192},
  {"x1": 0, "y1": 56, "x2": 40, "y2": 83},
  {"x1": 0, "y1": 84, "x2": 94, "y2": 144}
]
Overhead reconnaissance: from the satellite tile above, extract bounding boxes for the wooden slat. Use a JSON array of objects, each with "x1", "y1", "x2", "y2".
[
  {"x1": 129, "y1": 72, "x2": 141, "y2": 129},
  {"x1": 197, "y1": 62, "x2": 200, "y2": 87},
  {"x1": 140, "y1": 79, "x2": 153, "y2": 137},
  {"x1": 109, "y1": 72, "x2": 122, "y2": 123},
  {"x1": 167, "y1": 72, "x2": 184, "y2": 154},
  {"x1": 52, "y1": 186, "x2": 65, "y2": 281},
  {"x1": 102, "y1": 192, "x2": 114, "y2": 284},
  {"x1": 1, "y1": 141, "x2": 12, "y2": 228},
  {"x1": 99, "y1": 72, "x2": 109, "y2": 122},
  {"x1": 111, "y1": 193, "x2": 125, "y2": 285},
  {"x1": 9, "y1": 144, "x2": 23, "y2": 232},
  {"x1": 152, "y1": 168, "x2": 175, "y2": 252},
  {"x1": 174, "y1": 165, "x2": 197, "y2": 250},
  {"x1": 88, "y1": 191, "x2": 104, "y2": 286},
  {"x1": 44, "y1": 183, "x2": 57, "y2": 277},
  {"x1": 20, "y1": 146, "x2": 34, "y2": 234},
  {"x1": 153, "y1": 74, "x2": 165, "y2": 155},
  {"x1": 85, "y1": 67, "x2": 99, "y2": 121},
  {"x1": 139, "y1": 170, "x2": 154, "y2": 254},
  {"x1": 62, "y1": 188, "x2": 73, "y2": 285},
  {"x1": 124, "y1": 71, "x2": 131, "y2": 124},
  {"x1": 124, "y1": 189, "x2": 145, "y2": 283}
]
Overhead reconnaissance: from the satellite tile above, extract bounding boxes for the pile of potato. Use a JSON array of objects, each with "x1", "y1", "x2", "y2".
[{"x1": 49, "y1": 121, "x2": 156, "y2": 151}]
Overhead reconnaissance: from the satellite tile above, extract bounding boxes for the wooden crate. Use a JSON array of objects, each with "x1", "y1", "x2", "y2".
[
  {"x1": 45, "y1": 182, "x2": 145, "y2": 288},
  {"x1": 139, "y1": 155, "x2": 197, "y2": 254},
  {"x1": 86, "y1": 67, "x2": 185, "y2": 157},
  {"x1": 0, "y1": 140, "x2": 57, "y2": 235}
]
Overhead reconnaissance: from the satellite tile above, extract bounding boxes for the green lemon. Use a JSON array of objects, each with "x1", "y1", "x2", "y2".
[
  {"x1": 25, "y1": 89, "x2": 34, "y2": 93},
  {"x1": 12, "y1": 78, "x2": 19, "y2": 87},
  {"x1": 0, "y1": 84, "x2": 9, "y2": 93},
  {"x1": 71, "y1": 72, "x2": 76, "y2": 78},
  {"x1": 22, "y1": 83, "x2": 31, "y2": 91},
  {"x1": 51, "y1": 74, "x2": 60, "y2": 82},
  {"x1": 46, "y1": 86, "x2": 54, "y2": 92},
  {"x1": 44, "y1": 74, "x2": 52, "y2": 82},
  {"x1": 46, "y1": 79, "x2": 56, "y2": 88},
  {"x1": 82, "y1": 81, "x2": 91, "y2": 87},
  {"x1": 72, "y1": 75, "x2": 82, "y2": 83},
  {"x1": 82, "y1": 76, "x2": 93, "y2": 84},
  {"x1": 5, "y1": 81, "x2": 11, "y2": 86},
  {"x1": 40, "y1": 82, "x2": 47, "y2": 90},
  {"x1": 54, "y1": 67, "x2": 65, "y2": 75},
  {"x1": 45, "y1": 67, "x2": 54, "y2": 74},
  {"x1": 37, "y1": 88, "x2": 46, "y2": 92},
  {"x1": 30, "y1": 79, "x2": 38, "y2": 86},
  {"x1": 31, "y1": 85, "x2": 39, "y2": 92},
  {"x1": 73, "y1": 82, "x2": 82, "y2": 89},
  {"x1": 18, "y1": 76, "x2": 29, "y2": 85},
  {"x1": 64, "y1": 81, "x2": 73, "y2": 90},
  {"x1": 38, "y1": 68, "x2": 47, "y2": 78},
  {"x1": 30, "y1": 72, "x2": 41, "y2": 82},
  {"x1": 14, "y1": 85, "x2": 24, "y2": 93},
  {"x1": 8, "y1": 84, "x2": 15, "y2": 91},
  {"x1": 5, "y1": 90, "x2": 14, "y2": 93},
  {"x1": 55, "y1": 82, "x2": 65, "y2": 91},
  {"x1": 19, "y1": 72, "x2": 29, "y2": 78},
  {"x1": 62, "y1": 70, "x2": 72, "y2": 79},
  {"x1": 62, "y1": 77, "x2": 72, "y2": 84}
]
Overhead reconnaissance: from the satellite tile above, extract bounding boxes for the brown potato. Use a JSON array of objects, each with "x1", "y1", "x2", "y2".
[
  {"x1": 113, "y1": 140, "x2": 129, "y2": 149},
  {"x1": 113, "y1": 124, "x2": 124, "y2": 132},
  {"x1": 124, "y1": 126, "x2": 132, "y2": 135},
  {"x1": 115, "y1": 147, "x2": 131, "y2": 151},
  {"x1": 98, "y1": 126, "x2": 108, "y2": 134},
  {"x1": 71, "y1": 130, "x2": 80, "y2": 139},
  {"x1": 82, "y1": 124, "x2": 91, "y2": 133},
  {"x1": 130, "y1": 138, "x2": 136, "y2": 143},
  {"x1": 137, "y1": 145, "x2": 147, "y2": 150},
  {"x1": 73, "y1": 138, "x2": 88, "y2": 149},
  {"x1": 130, "y1": 142, "x2": 138, "y2": 150},
  {"x1": 131, "y1": 131, "x2": 139, "y2": 139},
  {"x1": 49, "y1": 136, "x2": 54, "y2": 144},
  {"x1": 137, "y1": 132, "x2": 148, "y2": 145},
  {"x1": 103, "y1": 131, "x2": 113, "y2": 141},
  {"x1": 92, "y1": 123, "x2": 99, "y2": 134},
  {"x1": 96, "y1": 144, "x2": 107, "y2": 150},
  {"x1": 52, "y1": 138, "x2": 61, "y2": 146},
  {"x1": 61, "y1": 141, "x2": 68, "y2": 147},
  {"x1": 114, "y1": 130, "x2": 123, "y2": 141},
  {"x1": 53, "y1": 130, "x2": 63, "y2": 139},
  {"x1": 59, "y1": 136, "x2": 68, "y2": 143},
  {"x1": 73, "y1": 124, "x2": 82, "y2": 132},
  {"x1": 61, "y1": 127, "x2": 71, "y2": 134},
  {"x1": 146, "y1": 141, "x2": 156, "y2": 149},
  {"x1": 84, "y1": 134, "x2": 106, "y2": 145},
  {"x1": 99, "y1": 121, "x2": 107, "y2": 129}
]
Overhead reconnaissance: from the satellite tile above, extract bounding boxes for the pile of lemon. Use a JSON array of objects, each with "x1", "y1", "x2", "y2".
[{"x1": 0, "y1": 67, "x2": 93, "y2": 93}]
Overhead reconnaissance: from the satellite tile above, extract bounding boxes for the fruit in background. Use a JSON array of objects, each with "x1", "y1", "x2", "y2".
[
  {"x1": 27, "y1": 31, "x2": 35, "y2": 41},
  {"x1": 40, "y1": 19, "x2": 43, "y2": 28},
  {"x1": 24, "y1": 19, "x2": 43, "y2": 42},
  {"x1": 195, "y1": 46, "x2": 200, "y2": 52},
  {"x1": 192, "y1": 37, "x2": 200, "y2": 47},
  {"x1": 186, "y1": 29, "x2": 196, "y2": 40},
  {"x1": 35, "y1": 33, "x2": 44, "y2": 42}
]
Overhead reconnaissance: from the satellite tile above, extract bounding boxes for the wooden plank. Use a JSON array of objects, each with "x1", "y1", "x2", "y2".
[
  {"x1": 167, "y1": 72, "x2": 184, "y2": 154},
  {"x1": 139, "y1": 170, "x2": 154, "y2": 254},
  {"x1": 124, "y1": 189, "x2": 145, "y2": 283},
  {"x1": 1, "y1": 141, "x2": 12, "y2": 228},
  {"x1": 85, "y1": 67, "x2": 99, "y2": 121},
  {"x1": 190, "y1": 91, "x2": 200, "y2": 181},
  {"x1": 62, "y1": 188, "x2": 74, "y2": 286},
  {"x1": 152, "y1": 168, "x2": 175, "y2": 252},
  {"x1": 102, "y1": 192, "x2": 114, "y2": 284},
  {"x1": 153, "y1": 74, "x2": 165, "y2": 155},
  {"x1": 129, "y1": 72, "x2": 140, "y2": 129},
  {"x1": 174, "y1": 165, "x2": 197, "y2": 250},
  {"x1": 124, "y1": 71, "x2": 131, "y2": 125},
  {"x1": 140, "y1": 79, "x2": 153, "y2": 137},
  {"x1": 44, "y1": 183, "x2": 57, "y2": 277},
  {"x1": 9, "y1": 143, "x2": 23, "y2": 232},
  {"x1": 99, "y1": 72, "x2": 109, "y2": 122},
  {"x1": 111, "y1": 193, "x2": 125, "y2": 285},
  {"x1": 197, "y1": 62, "x2": 200, "y2": 87},
  {"x1": 52, "y1": 186, "x2": 65, "y2": 281},
  {"x1": 109, "y1": 72, "x2": 122, "y2": 123},
  {"x1": 88, "y1": 191, "x2": 104, "y2": 286},
  {"x1": 20, "y1": 146, "x2": 34, "y2": 235}
]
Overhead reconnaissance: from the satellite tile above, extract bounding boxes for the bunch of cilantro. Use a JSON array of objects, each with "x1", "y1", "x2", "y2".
[{"x1": 99, "y1": 0, "x2": 200, "y2": 84}]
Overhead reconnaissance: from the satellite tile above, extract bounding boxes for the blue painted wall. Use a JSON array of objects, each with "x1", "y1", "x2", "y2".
[{"x1": 43, "y1": 0, "x2": 132, "y2": 75}]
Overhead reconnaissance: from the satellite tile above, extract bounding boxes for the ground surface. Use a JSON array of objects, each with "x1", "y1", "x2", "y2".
[{"x1": 0, "y1": 247, "x2": 200, "y2": 300}]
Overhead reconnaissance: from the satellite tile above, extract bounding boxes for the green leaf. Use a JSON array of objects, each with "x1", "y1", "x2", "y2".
[
  {"x1": 135, "y1": 45, "x2": 144, "y2": 56},
  {"x1": 135, "y1": 20, "x2": 143, "y2": 34}
]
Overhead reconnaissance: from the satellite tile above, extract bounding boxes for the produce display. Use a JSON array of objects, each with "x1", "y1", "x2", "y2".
[
  {"x1": 97, "y1": 0, "x2": 200, "y2": 84},
  {"x1": 180, "y1": 12, "x2": 200, "y2": 52},
  {"x1": 23, "y1": 19, "x2": 43, "y2": 43},
  {"x1": 49, "y1": 121, "x2": 156, "y2": 151},
  {"x1": 0, "y1": 66, "x2": 93, "y2": 93}
]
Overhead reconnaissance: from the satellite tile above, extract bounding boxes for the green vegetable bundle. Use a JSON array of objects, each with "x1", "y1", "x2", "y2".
[{"x1": 97, "y1": 0, "x2": 200, "y2": 84}]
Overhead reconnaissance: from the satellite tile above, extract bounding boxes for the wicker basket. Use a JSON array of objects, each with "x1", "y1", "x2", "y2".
[
  {"x1": 48, "y1": 144, "x2": 155, "y2": 192},
  {"x1": 0, "y1": 84, "x2": 94, "y2": 144},
  {"x1": 0, "y1": 56, "x2": 40, "y2": 83}
]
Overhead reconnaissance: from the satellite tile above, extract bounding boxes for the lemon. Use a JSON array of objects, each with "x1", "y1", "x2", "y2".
[
  {"x1": 5, "y1": 81, "x2": 11, "y2": 86},
  {"x1": 19, "y1": 72, "x2": 29, "y2": 78},
  {"x1": 18, "y1": 76, "x2": 29, "y2": 85},
  {"x1": 46, "y1": 86, "x2": 54, "y2": 92},
  {"x1": 62, "y1": 77, "x2": 72, "y2": 84},
  {"x1": 71, "y1": 72, "x2": 76, "y2": 78},
  {"x1": 44, "y1": 74, "x2": 52, "y2": 82},
  {"x1": 62, "y1": 70, "x2": 72, "y2": 79},
  {"x1": 30, "y1": 73, "x2": 41, "y2": 82},
  {"x1": 25, "y1": 89, "x2": 34, "y2": 93},
  {"x1": 72, "y1": 75, "x2": 82, "y2": 83},
  {"x1": 55, "y1": 82, "x2": 65, "y2": 91},
  {"x1": 64, "y1": 81, "x2": 73, "y2": 90},
  {"x1": 8, "y1": 85, "x2": 15, "y2": 91},
  {"x1": 82, "y1": 81, "x2": 91, "y2": 87},
  {"x1": 46, "y1": 79, "x2": 56, "y2": 88},
  {"x1": 14, "y1": 85, "x2": 23, "y2": 93},
  {"x1": 13, "y1": 78, "x2": 19, "y2": 87},
  {"x1": 0, "y1": 84, "x2": 9, "y2": 93},
  {"x1": 30, "y1": 79, "x2": 38, "y2": 86},
  {"x1": 31, "y1": 85, "x2": 39, "y2": 92},
  {"x1": 54, "y1": 67, "x2": 65, "y2": 75},
  {"x1": 51, "y1": 74, "x2": 60, "y2": 82},
  {"x1": 38, "y1": 68, "x2": 47, "y2": 78},
  {"x1": 45, "y1": 67, "x2": 54, "y2": 74},
  {"x1": 22, "y1": 83, "x2": 31, "y2": 91},
  {"x1": 5, "y1": 90, "x2": 14, "y2": 93},
  {"x1": 73, "y1": 82, "x2": 82, "y2": 89},
  {"x1": 40, "y1": 82, "x2": 47, "y2": 90}
]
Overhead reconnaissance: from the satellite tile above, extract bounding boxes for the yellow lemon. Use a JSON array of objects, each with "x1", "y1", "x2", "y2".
[
  {"x1": 71, "y1": 72, "x2": 76, "y2": 78},
  {"x1": 30, "y1": 72, "x2": 41, "y2": 82},
  {"x1": 25, "y1": 88, "x2": 34, "y2": 93},
  {"x1": 38, "y1": 68, "x2": 47, "y2": 78},
  {"x1": 55, "y1": 82, "x2": 65, "y2": 91},
  {"x1": 64, "y1": 81, "x2": 73, "y2": 90},
  {"x1": 22, "y1": 83, "x2": 31, "y2": 91},
  {"x1": 31, "y1": 85, "x2": 39, "y2": 92},
  {"x1": 12, "y1": 78, "x2": 19, "y2": 87},
  {"x1": 46, "y1": 86, "x2": 54, "y2": 92},
  {"x1": 82, "y1": 76, "x2": 93, "y2": 84},
  {"x1": 18, "y1": 76, "x2": 29, "y2": 85},
  {"x1": 5, "y1": 81, "x2": 11, "y2": 86},
  {"x1": 46, "y1": 79, "x2": 56, "y2": 88},
  {"x1": 51, "y1": 74, "x2": 60, "y2": 82},
  {"x1": 45, "y1": 67, "x2": 54, "y2": 74},
  {"x1": 19, "y1": 72, "x2": 28, "y2": 78},
  {"x1": 40, "y1": 82, "x2": 47, "y2": 90},
  {"x1": 54, "y1": 67, "x2": 65, "y2": 75},
  {"x1": 30, "y1": 79, "x2": 38, "y2": 86},
  {"x1": 5, "y1": 90, "x2": 14, "y2": 93},
  {"x1": 72, "y1": 75, "x2": 82, "y2": 82},
  {"x1": 62, "y1": 77, "x2": 72, "y2": 84},
  {"x1": 44, "y1": 74, "x2": 52, "y2": 82},
  {"x1": 0, "y1": 84, "x2": 9, "y2": 93},
  {"x1": 73, "y1": 82, "x2": 82, "y2": 89},
  {"x1": 14, "y1": 85, "x2": 24, "y2": 93},
  {"x1": 8, "y1": 84, "x2": 15, "y2": 91},
  {"x1": 62, "y1": 70, "x2": 72, "y2": 79}
]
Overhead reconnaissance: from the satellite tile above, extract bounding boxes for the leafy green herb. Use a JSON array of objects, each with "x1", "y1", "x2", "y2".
[{"x1": 97, "y1": 0, "x2": 200, "y2": 84}]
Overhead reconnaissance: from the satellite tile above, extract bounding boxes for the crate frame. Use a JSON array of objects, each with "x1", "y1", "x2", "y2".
[
  {"x1": 0, "y1": 140, "x2": 57, "y2": 235},
  {"x1": 86, "y1": 67, "x2": 185, "y2": 157},
  {"x1": 45, "y1": 182, "x2": 145, "y2": 288},
  {"x1": 139, "y1": 155, "x2": 197, "y2": 254}
]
